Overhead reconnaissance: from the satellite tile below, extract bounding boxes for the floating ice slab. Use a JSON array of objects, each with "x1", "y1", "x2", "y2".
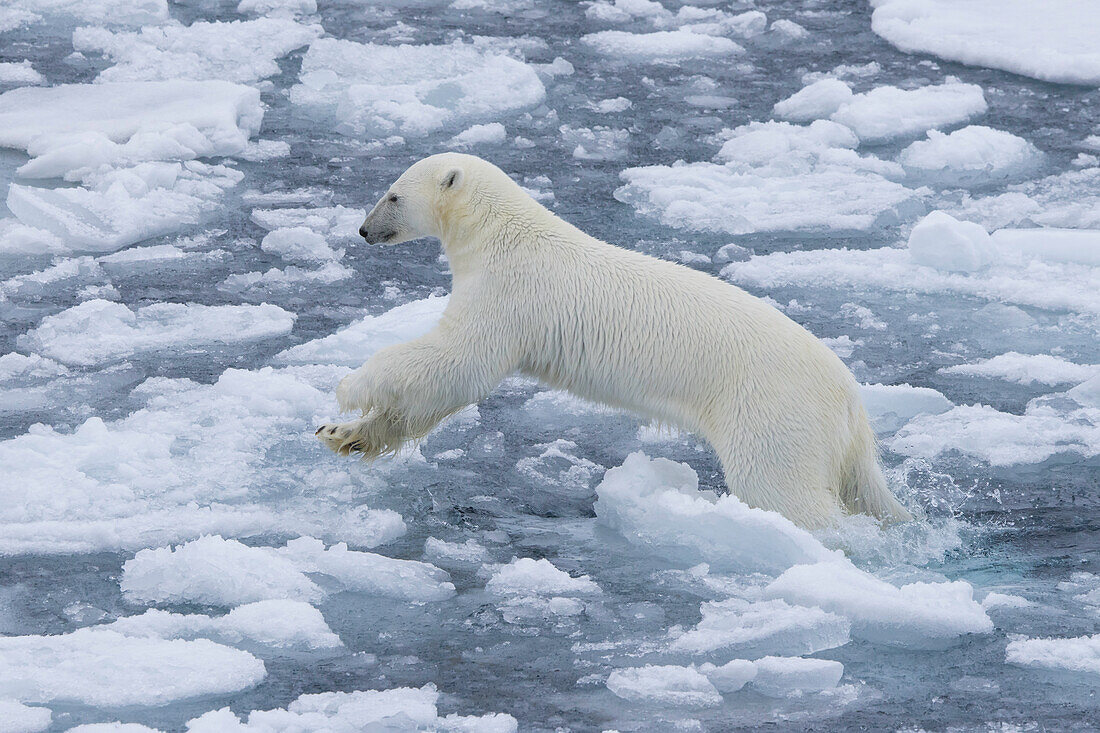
[
  {"x1": 0, "y1": 80, "x2": 262, "y2": 165},
  {"x1": 0, "y1": 365, "x2": 407, "y2": 555},
  {"x1": 106, "y1": 600, "x2": 342, "y2": 649},
  {"x1": 1006, "y1": 634, "x2": 1100, "y2": 676},
  {"x1": 617, "y1": 120, "x2": 924, "y2": 235},
  {"x1": 0, "y1": 628, "x2": 265, "y2": 707},
  {"x1": 260, "y1": 227, "x2": 340, "y2": 263},
  {"x1": 0, "y1": 700, "x2": 50, "y2": 733},
  {"x1": 2, "y1": 0, "x2": 167, "y2": 27},
  {"x1": 290, "y1": 38, "x2": 545, "y2": 138},
  {"x1": 73, "y1": 18, "x2": 321, "y2": 83},
  {"x1": 888, "y1": 396, "x2": 1100, "y2": 467},
  {"x1": 605, "y1": 665, "x2": 723, "y2": 707},
  {"x1": 907, "y1": 210, "x2": 993, "y2": 272},
  {"x1": 766, "y1": 561, "x2": 993, "y2": 649},
  {"x1": 859, "y1": 383, "x2": 953, "y2": 434},
  {"x1": 871, "y1": 0, "x2": 1100, "y2": 86},
  {"x1": 19, "y1": 299, "x2": 296, "y2": 366},
  {"x1": 0, "y1": 61, "x2": 44, "y2": 85},
  {"x1": 898, "y1": 126, "x2": 1042, "y2": 184},
  {"x1": 221, "y1": 261, "x2": 354, "y2": 292},
  {"x1": 449, "y1": 122, "x2": 507, "y2": 148},
  {"x1": 594, "y1": 452, "x2": 839, "y2": 574},
  {"x1": 184, "y1": 684, "x2": 518, "y2": 732},
  {"x1": 773, "y1": 78, "x2": 853, "y2": 122},
  {"x1": 0, "y1": 219, "x2": 65, "y2": 256},
  {"x1": 582, "y1": 30, "x2": 743, "y2": 63},
  {"x1": 952, "y1": 167, "x2": 1100, "y2": 231},
  {"x1": 250, "y1": 205, "x2": 365, "y2": 240},
  {"x1": 750, "y1": 656, "x2": 844, "y2": 697},
  {"x1": 276, "y1": 295, "x2": 447, "y2": 366},
  {"x1": 668, "y1": 598, "x2": 851, "y2": 658},
  {"x1": 486, "y1": 557, "x2": 600, "y2": 596},
  {"x1": 940, "y1": 353, "x2": 1099, "y2": 387},
  {"x1": 121, "y1": 535, "x2": 326, "y2": 606},
  {"x1": 122, "y1": 535, "x2": 455, "y2": 606},
  {"x1": 830, "y1": 81, "x2": 987, "y2": 143},
  {"x1": 696, "y1": 660, "x2": 756, "y2": 693}
]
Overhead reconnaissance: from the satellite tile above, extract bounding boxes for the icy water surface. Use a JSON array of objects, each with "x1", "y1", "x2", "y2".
[{"x1": 2, "y1": 0, "x2": 1100, "y2": 731}]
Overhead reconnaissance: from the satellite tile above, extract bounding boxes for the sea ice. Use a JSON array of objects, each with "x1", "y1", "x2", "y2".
[
  {"x1": 898, "y1": 126, "x2": 1043, "y2": 183},
  {"x1": 73, "y1": 17, "x2": 322, "y2": 83},
  {"x1": 486, "y1": 557, "x2": 601, "y2": 596},
  {"x1": 940, "y1": 353, "x2": 1099, "y2": 387},
  {"x1": 289, "y1": 38, "x2": 545, "y2": 138},
  {"x1": 250, "y1": 205, "x2": 365, "y2": 240},
  {"x1": 605, "y1": 665, "x2": 723, "y2": 707},
  {"x1": 0, "y1": 700, "x2": 50, "y2": 733},
  {"x1": 859, "y1": 383, "x2": 953, "y2": 434},
  {"x1": 449, "y1": 122, "x2": 507, "y2": 148},
  {"x1": 0, "y1": 0, "x2": 167, "y2": 28},
  {"x1": 275, "y1": 295, "x2": 447, "y2": 366},
  {"x1": 259, "y1": 227, "x2": 341, "y2": 263},
  {"x1": 0, "y1": 61, "x2": 44, "y2": 85},
  {"x1": 123, "y1": 535, "x2": 455, "y2": 606},
  {"x1": 0, "y1": 628, "x2": 265, "y2": 707},
  {"x1": 765, "y1": 561, "x2": 993, "y2": 649},
  {"x1": 106, "y1": 599, "x2": 342, "y2": 649},
  {"x1": 617, "y1": 120, "x2": 924, "y2": 235},
  {"x1": 907, "y1": 210, "x2": 993, "y2": 273},
  {"x1": 871, "y1": 0, "x2": 1100, "y2": 85},
  {"x1": 829, "y1": 81, "x2": 987, "y2": 143},
  {"x1": 184, "y1": 684, "x2": 518, "y2": 732},
  {"x1": 594, "y1": 452, "x2": 839, "y2": 574},
  {"x1": 695, "y1": 660, "x2": 756, "y2": 693},
  {"x1": 749, "y1": 656, "x2": 844, "y2": 697},
  {"x1": 18, "y1": 299, "x2": 296, "y2": 366},
  {"x1": 582, "y1": 30, "x2": 743, "y2": 63},
  {"x1": 1006, "y1": 634, "x2": 1100, "y2": 676},
  {"x1": 668, "y1": 598, "x2": 851, "y2": 658},
  {"x1": 772, "y1": 78, "x2": 853, "y2": 122}
]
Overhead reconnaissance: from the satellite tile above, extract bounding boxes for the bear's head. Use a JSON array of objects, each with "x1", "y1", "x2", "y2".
[{"x1": 358, "y1": 152, "x2": 492, "y2": 246}]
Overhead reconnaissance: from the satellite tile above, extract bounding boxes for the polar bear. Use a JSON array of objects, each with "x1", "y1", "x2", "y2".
[{"x1": 317, "y1": 153, "x2": 911, "y2": 528}]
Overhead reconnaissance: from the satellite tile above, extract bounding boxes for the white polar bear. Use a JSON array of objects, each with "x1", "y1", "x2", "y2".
[{"x1": 317, "y1": 153, "x2": 911, "y2": 528}]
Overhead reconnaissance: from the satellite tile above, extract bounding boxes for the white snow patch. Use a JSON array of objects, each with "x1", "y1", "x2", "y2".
[
  {"x1": 0, "y1": 61, "x2": 44, "y2": 85},
  {"x1": 0, "y1": 700, "x2": 50, "y2": 733},
  {"x1": 1006, "y1": 634, "x2": 1100, "y2": 676},
  {"x1": 487, "y1": 557, "x2": 600, "y2": 596},
  {"x1": 449, "y1": 122, "x2": 507, "y2": 148}
]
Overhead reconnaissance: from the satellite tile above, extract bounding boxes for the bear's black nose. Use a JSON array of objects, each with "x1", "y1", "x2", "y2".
[{"x1": 358, "y1": 226, "x2": 369, "y2": 239}]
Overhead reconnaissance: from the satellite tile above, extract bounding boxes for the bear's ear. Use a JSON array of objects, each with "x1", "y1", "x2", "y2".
[{"x1": 440, "y1": 168, "x2": 463, "y2": 191}]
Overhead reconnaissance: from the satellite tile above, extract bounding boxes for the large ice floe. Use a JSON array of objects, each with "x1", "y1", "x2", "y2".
[
  {"x1": 289, "y1": 38, "x2": 545, "y2": 138},
  {"x1": 871, "y1": 0, "x2": 1100, "y2": 85}
]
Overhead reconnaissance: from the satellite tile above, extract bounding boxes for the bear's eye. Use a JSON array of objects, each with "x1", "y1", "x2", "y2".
[{"x1": 388, "y1": 194, "x2": 399, "y2": 203}]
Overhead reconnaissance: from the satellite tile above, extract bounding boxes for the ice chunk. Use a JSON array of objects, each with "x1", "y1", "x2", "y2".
[
  {"x1": 259, "y1": 227, "x2": 340, "y2": 263},
  {"x1": 582, "y1": 30, "x2": 743, "y2": 63},
  {"x1": 238, "y1": 0, "x2": 317, "y2": 16},
  {"x1": 0, "y1": 219, "x2": 65, "y2": 256},
  {"x1": 121, "y1": 535, "x2": 325, "y2": 606},
  {"x1": 899, "y1": 126, "x2": 1042, "y2": 183},
  {"x1": 486, "y1": 557, "x2": 600, "y2": 596},
  {"x1": 221, "y1": 261, "x2": 354, "y2": 291},
  {"x1": 669, "y1": 598, "x2": 851, "y2": 658},
  {"x1": 0, "y1": 700, "x2": 50, "y2": 733},
  {"x1": 19, "y1": 299, "x2": 295, "y2": 366},
  {"x1": 0, "y1": 628, "x2": 264, "y2": 707},
  {"x1": 941, "y1": 353, "x2": 1099, "y2": 387},
  {"x1": 290, "y1": 38, "x2": 545, "y2": 138},
  {"x1": 765, "y1": 561, "x2": 993, "y2": 648},
  {"x1": 618, "y1": 120, "x2": 923, "y2": 235},
  {"x1": 449, "y1": 122, "x2": 507, "y2": 148},
  {"x1": 605, "y1": 665, "x2": 722, "y2": 707},
  {"x1": 594, "y1": 452, "x2": 839, "y2": 574},
  {"x1": 275, "y1": 295, "x2": 447, "y2": 366},
  {"x1": 0, "y1": 61, "x2": 44, "y2": 85},
  {"x1": 829, "y1": 81, "x2": 987, "y2": 143},
  {"x1": 123, "y1": 535, "x2": 455, "y2": 606},
  {"x1": 951, "y1": 167, "x2": 1100, "y2": 231},
  {"x1": 871, "y1": 0, "x2": 1100, "y2": 86},
  {"x1": 888, "y1": 397, "x2": 1100, "y2": 467},
  {"x1": 1, "y1": 0, "x2": 167, "y2": 27},
  {"x1": 184, "y1": 684, "x2": 517, "y2": 732},
  {"x1": 424, "y1": 537, "x2": 491, "y2": 565},
  {"x1": 106, "y1": 600, "x2": 342, "y2": 649},
  {"x1": 0, "y1": 81, "x2": 262, "y2": 170},
  {"x1": 982, "y1": 592, "x2": 1033, "y2": 610},
  {"x1": 696, "y1": 660, "x2": 756, "y2": 693},
  {"x1": 73, "y1": 18, "x2": 321, "y2": 83},
  {"x1": 561, "y1": 124, "x2": 629, "y2": 161},
  {"x1": 769, "y1": 19, "x2": 809, "y2": 41},
  {"x1": 859, "y1": 383, "x2": 953, "y2": 434},
  {"x1": 250, "y1": 205, "x2": 365, "y2": 240},
  {"x1": 773, "y1": 79, "x2": 853, "y2": 122},
  {"x1": 750, "y1": 656, "x2": 843, "y2": 697},
  {"x1": 1006, "y1": 634, "x2": 1100, "y2": 676},
  {"x1": 990, "y1": 228, "x2": 1100, "y2": 268}
]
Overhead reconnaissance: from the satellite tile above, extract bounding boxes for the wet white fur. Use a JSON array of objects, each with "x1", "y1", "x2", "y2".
[{"x1": 318, "y1": 153, "x2": 911, "y2": 528}]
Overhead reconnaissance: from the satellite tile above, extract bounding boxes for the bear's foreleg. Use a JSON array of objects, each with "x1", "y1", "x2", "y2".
[{"x1": 317, "y1": 328, "x2": 511, "y2": 459}]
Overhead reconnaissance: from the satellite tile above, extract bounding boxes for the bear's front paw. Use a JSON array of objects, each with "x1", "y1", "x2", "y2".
[{"x1": 315, "y1": 421, "x2": 370, "y2": 457}]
